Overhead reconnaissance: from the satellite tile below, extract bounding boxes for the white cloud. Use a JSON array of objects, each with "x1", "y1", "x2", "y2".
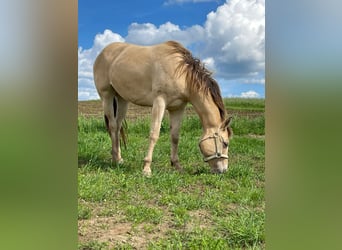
[
  {"x1": 241, "y1": 78, "x2": 265, "y2": 84},
  {"x1": 202, "y1": 57, "x2": 216, "y2": 72},
  {"x1": 202, "y1": 0, "x2": 265, "y2": 78},
  {"x1": 78, "y1": 30, "x2": 124, "y2": 100},
  {"x1": 240, "y1": 90, "x2": 260, "y2": 98},
  {"x1": 93, "y1": 29, "x2": 125, "y2": 50},
  {"x1": 125, "y1": 22, "x2": 204, "y2": 46},
  {"x1": 78, "y1": 88, "x2": 100, "y2": 101}
]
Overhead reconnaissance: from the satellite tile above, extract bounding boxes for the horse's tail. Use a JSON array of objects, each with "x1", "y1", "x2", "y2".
[
  {"x1": 120, "y1": 119, "x2": 128, "y2": 149},
  {"x1": 113, "y1": 97, "x2": 128, "y2": 149},
  {"x1": 104, "y1": 97, "x2": 128, "y2": 149}
]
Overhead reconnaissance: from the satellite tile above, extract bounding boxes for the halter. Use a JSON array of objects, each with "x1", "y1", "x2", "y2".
[{"x1": 199, "y1": 132, "x2": 229, "y2": 162}]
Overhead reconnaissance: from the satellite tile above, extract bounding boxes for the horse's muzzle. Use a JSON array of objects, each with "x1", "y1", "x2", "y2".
[{"x1": 211, "y1": 160, "x2": 228, "y2": 174}]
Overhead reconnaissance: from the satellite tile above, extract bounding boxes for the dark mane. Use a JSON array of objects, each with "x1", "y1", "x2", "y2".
[{"x1": 165, "y1": 41, "x2": 226, "y2": 121}]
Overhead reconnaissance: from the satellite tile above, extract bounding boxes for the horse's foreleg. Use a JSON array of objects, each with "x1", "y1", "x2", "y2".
[
  {"x1": 169, "y1": 106, "x2": 185, "y2": 171},
  {"x1": 143, "y1": 96, "x2": 166, "y2": 176}
]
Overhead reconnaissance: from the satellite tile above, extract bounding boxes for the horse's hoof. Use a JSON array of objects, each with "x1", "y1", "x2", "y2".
[
  {"x1": 171, "y1": 161, "x2": 184, "y2": 173},
  {"x1": 111, "y1": 158, "x2": 124, "y2": 167},
  {"x1": 175, "y1": 164, "x2": 184, "y2": 172},
  {"x1": 142, "y1": 168, "x2": 152, "y2": 177},
  {"x1": 176, "y1": 167, "x2": 184, "y2": 173}
]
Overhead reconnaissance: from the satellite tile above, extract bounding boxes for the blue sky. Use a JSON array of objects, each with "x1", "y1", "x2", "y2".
[
  {"x1": 78, "y1": 0, "x2": 265, "y2": 100},
  {"x1": 79, "y1": 0, "x2": 224, "y2": 48}
]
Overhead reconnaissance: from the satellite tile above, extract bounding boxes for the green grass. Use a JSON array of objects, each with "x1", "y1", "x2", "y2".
[
  {"x1": 224, "y1": 98, "x2": 265, "y2": 111},
  {"x1": 78, "y1": 98, "x2": 265, "y2": 249}
]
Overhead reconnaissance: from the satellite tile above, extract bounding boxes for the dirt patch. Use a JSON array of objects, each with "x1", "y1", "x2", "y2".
[
  {"x1": 78, "y1": 208, "x2": 217, "y2": 249},
  {"x1": 79, "y1": 216, "x2": 172, "y2": 249},
  {"x1": 78, "y1": 100, "x2": 264, "y2": 120},
  {"x1": 186, "y1": 209, "x2": 213, "y2": 231},
  {"x1": 78, "y1": 100, "x2": 153, "y2": 120},
  {"x1": 79, "y1": 217, "x2": 130, "y2": 247},
  {"x1": 78, "y1": 100, "x2": 104, "y2": 118}
]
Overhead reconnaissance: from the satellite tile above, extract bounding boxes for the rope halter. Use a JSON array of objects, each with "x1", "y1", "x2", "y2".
[{"x1": 199, "y1": 132, "x2": 229, "y2": 162}]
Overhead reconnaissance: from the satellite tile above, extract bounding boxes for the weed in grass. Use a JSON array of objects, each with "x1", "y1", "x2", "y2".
[
  {"x1": 113, "y1": 243, "x2": 135, "y2": 250},
  {"x1": 78, "y1": 204, "x2": 92, "y2": 220},
  {"x1": 148, "y1": 229, "x2": 229, "y2": 249},
  {"x1": 96, "y1": 206, "x2": 117, "y2": 217},
  {"x1": 143, "y1": 223, "x2": 155, "y2": 234},
  {"x1": 171, "y1": 206, "x2": 191, "y2": 228},
  {"x1": 78, "y1": 240, "x2": 108, "y2": 250},
  {"x1": 125, "y1": 205, "x2": 164, "y2": 225}
]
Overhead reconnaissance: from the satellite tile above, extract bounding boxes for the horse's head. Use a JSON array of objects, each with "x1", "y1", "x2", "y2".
[{"x1": 199, "y1": 117, "x2": 233, "y2": 173}]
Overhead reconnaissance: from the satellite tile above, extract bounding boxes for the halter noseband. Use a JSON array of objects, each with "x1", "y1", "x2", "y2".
[{"x1": 199, "y1": 132, "x2": 229, "y2": 162}]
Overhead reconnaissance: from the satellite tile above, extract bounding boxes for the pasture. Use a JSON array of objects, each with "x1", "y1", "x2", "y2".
[{"x1": 78, "y1": 98, "x2": 265, "y2": 249}]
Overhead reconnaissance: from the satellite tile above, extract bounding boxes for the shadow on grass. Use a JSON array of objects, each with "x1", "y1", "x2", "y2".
[
  {"x1": 78, "y1": 154, "x2": 145, "y2": 175},
  {"x1": 79, "y1": 151, "x2": 213, "y2": 177},
  {"x1": 78, "y1": 155, "x2": 113, "y2": 171}
]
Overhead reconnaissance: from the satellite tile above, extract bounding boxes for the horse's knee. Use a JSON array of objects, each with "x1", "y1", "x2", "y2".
[{"x1": 149, "y1": 133, "x2": 159, "y2": 144}]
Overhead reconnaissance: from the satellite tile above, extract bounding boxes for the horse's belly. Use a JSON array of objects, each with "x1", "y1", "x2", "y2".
[
  {"x1": 112, "y1": 81, "x2": 187, "y2": 109},
  {"x1": 112, "y1": 83, "x2": 154, "y2": 106},
  {"x1": 110, "y1": 60, "x2": 187, "y2": 108}
]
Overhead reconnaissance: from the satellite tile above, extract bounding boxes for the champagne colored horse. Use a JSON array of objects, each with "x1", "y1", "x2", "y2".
[{"x1": 93, "y1": 41, "x2": 232, "y2": 176}]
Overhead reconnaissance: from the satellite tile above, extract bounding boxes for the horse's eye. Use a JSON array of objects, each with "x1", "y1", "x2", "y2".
[{"x1": 223, "y1": 141, "x2": 229, "y2": 148}]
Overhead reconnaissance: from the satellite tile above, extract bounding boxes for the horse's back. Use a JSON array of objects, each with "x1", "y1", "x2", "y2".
[
  {"x1": 95, "y1": 41, "x2": 177, "y2": 75},
  {"x1": 94, "y1": 42, "x2": 187, "y2": 107}
]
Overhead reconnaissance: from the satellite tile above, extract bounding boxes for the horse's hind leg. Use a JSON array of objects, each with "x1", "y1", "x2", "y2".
[
  {"x1": 169, "y1": 106, "x2": 186, "y2": 171},
  {"x1": 102, "y1": 93, "x2": 125, "y2": 164},
  {"x1": 115, "y1": 96, "x2": 128, "y2": 151}
]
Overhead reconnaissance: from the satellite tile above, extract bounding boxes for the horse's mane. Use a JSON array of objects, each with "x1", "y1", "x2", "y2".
[{"x1": 165, "y1": 41, "x2": 226, "y2": 121}]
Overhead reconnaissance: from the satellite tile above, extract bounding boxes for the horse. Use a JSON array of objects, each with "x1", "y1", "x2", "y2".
[{"x1": 93, "y1": 40, "x2": 233, "y2": 176}]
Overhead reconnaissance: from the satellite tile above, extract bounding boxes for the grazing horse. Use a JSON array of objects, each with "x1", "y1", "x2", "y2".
[{"x1": 93, "y1": 41, "x2": 232, "y2": 176}]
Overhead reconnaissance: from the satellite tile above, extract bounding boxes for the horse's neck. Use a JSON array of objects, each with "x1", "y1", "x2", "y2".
[{"x1": 190, "y1": 94, "x2": 222, "y2": 133}]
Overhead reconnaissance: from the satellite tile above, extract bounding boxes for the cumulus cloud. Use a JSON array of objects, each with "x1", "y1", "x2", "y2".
[
  {"x1": 202, "y1": 0, "x2": 265, "y2": 79},
  {"x1": 125, "y1": 22, "x2": 204, "y2": 46},
  {"x1": 78, "y1": 30, "x2": 124, "y2": 100},
  {"x1": 240, "y1": 90, "x2": 260, "y2": 98},
  {"x1": 202, "y1": 57, "x2": 216, "y2": 72},
  {"x1": 241, "y1": 78, "x2": 265, "y2": 84}
]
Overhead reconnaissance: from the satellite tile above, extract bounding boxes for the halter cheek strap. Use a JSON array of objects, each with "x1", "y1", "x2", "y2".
[{"x1": 199, "y1": 133, "x2": 229, "y2": 162}]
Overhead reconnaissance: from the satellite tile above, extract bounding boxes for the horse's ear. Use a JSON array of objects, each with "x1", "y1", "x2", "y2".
[{"x1": 221, "y1": 116, "x2": 233, "y2": 130}]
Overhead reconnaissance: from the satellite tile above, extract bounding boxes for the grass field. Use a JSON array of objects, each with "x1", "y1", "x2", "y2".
[{"x1": 78, "y1": 98, "x2": 265, "y2": 249}]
